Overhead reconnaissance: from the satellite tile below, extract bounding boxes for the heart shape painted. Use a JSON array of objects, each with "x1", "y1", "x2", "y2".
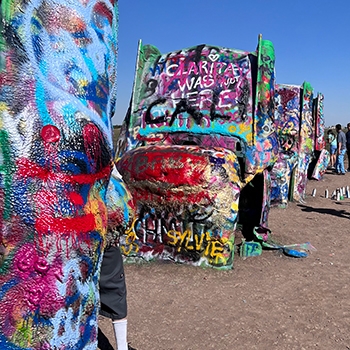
[{"x1": 208, "y1": 53, "x2": 219, "y2": 62}]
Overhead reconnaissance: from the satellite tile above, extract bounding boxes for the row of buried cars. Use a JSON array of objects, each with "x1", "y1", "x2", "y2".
[{"x1": 109, "y1": 35, "x2": 328, "y2": 269}]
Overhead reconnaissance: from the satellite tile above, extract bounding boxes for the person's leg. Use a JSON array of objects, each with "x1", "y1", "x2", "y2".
[
  {"x1": 329, "y1": 149, "x2": 333, "y2": 167},
  {"x1": 99, "y1": 245, "x2": 130, "y2": 350},
  {"x1": 330, "y1": 147, "x2": 336, "y2": 168},
  {"x1": 112, "y1": 318, "x2": 128, "y2": 350},
  {"x1": 332, "y1": 153, "x2": 336, "y2": 168},
  {"x1": 335, "y1": 152, "x2": 340, "y2": 173},
  {"x1": 339, "y1": 149, "x2": 346, "y2": 174}
]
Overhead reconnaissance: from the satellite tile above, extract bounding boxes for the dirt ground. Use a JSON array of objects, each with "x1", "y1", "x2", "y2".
[{"x1": 98, "y1": 168, "x2": 350, "y2": 350}]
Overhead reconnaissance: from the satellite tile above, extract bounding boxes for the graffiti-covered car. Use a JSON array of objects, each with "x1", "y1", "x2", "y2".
[
  {"x1": 288, "y1": 82, "x2": 321, "y2": 202},
  {"x1": 115, "y1": 35, "x2": 278, "y2": 269},
  {"x1": 271, "y1": 84, "x2": 303, "y2": 207},
  {"x1": 308, "y1": 92, "x2": 329, "y2": 181},
  {"x1": 271, "y1": 83, "x2": 329, "y2": 207},
  {"x1": 0, "y1": 0, "x2": 120, "y2": 348}
]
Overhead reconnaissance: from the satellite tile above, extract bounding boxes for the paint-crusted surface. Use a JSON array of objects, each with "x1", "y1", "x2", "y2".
[
  {"x1": 314, "y1": 93, "x2": 326, "y2": 152},
  {"x1": 291, "y1": 82, "x2": 314, "y2": 202},
  {"x1": 116, "y1": 38, "x2": 278, "y2": 269},
  {"x1": 118, "y1": 145, "x2": 240, "y2": 269},
  {"x1": 311, "y1": 148, "x2": 330, "y2": 181},
  {"x1": 310, "y1": 92, "x2": 329, "y2": 180},
  {"x1": 271, "y1": 84, "x2": 301, "y2": 206},
  {"x1": 272, "y1": 85, "x2": 328, "y2": 205},
  {"x1": 0, "y1": 0, "x2": 118, "y2": 348}
]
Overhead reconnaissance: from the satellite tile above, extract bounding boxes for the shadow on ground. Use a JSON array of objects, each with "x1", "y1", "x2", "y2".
[
  {"x1": 98, "y1": 327, "x2": 114, "y2": 350},
  {"x1": 298, "y1": 204, "x2": 350, "y2": 219}
]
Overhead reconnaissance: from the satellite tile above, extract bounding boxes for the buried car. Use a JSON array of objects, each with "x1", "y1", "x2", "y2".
[{"x1": 115, "y1": 35, "x2": 279, "y2": 269}]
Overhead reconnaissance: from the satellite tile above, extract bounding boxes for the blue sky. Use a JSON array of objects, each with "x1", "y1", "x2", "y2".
[{"x1": 113, "y1": 0, "x2": 349, "y2": 127}]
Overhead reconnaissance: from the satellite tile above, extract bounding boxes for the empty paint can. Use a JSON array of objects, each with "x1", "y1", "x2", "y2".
[{"x1": 336, "y1": 189, "x2": 341, "y2": 201}]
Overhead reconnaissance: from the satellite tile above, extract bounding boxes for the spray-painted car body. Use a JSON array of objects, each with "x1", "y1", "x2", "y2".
[
  {"x1": 309, "y1": 92, "x2": 329, "y2": 180},
  {"x1": 289, "y1": 82, "x2": 315, "y2": 202},
  {"x1": 271, "y1": 84, "x2": 301, "y2": 206},
  {"x1": 0, "y1": 0, "x2": 121, "y2": 348},
  {"x1": 313, "y1": 93, "x2": 326, "y2": 152},
  {"x1": 116, "y1": 37, "x2": 278, "y2": 269},
  {"x1": 272, "y1": 85, "x2": 329, "y2": 207}
]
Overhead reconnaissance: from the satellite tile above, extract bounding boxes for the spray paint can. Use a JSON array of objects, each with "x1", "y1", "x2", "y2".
[
  {"x1": 336, "y1": 188, "x2": 341, "y2": 201},
  {"x1": 325, "y1": 189, "x2": 329, "y2": 198},
  {"x1": 312, "y1": 188, "x2": 316, "y2": 197}
]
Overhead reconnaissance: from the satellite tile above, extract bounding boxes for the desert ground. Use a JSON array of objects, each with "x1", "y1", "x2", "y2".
[{"x1": 98, "y1": 167, "x2": 350, "y2": 350}]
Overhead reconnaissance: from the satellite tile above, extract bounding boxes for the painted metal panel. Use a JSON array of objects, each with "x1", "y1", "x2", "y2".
[
  {"x1": 0, "y1": 0, "x2": 119, "y2": 348},
  {"x1": 116, "y1": 37, "x2": 278, "y2": 269}
]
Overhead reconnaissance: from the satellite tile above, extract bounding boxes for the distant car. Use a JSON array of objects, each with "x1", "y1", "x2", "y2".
[
  {"x1": 309, "y1": 92, "x2": 329, "y2": 181},
  {"x1": 271, "y1": 84, "x2": 329, "y2": 207},
  {"x1": 115, "y1": 36, "x2": 278, "y2": 269},
  {"x1": 271, "y1": 83, "x2": 302, "y2": 207}
]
